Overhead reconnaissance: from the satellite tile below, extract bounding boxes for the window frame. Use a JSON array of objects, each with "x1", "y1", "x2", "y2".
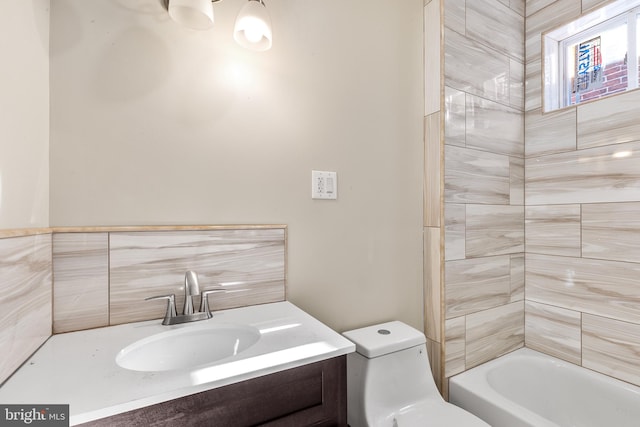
[{"x1": 543, "y1": 1, "x2": 640, "y2": 112}]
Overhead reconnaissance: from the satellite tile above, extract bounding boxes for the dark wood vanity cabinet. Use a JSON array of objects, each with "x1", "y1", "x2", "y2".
[{"x1": 80, "y1": 355, "x2": 347, "y2": 427}]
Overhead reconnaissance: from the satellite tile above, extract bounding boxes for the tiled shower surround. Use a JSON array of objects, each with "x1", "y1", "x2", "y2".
[
  {"x1": 0, "y1": 226, "x2": 286, "y2": 384},
  {"x1": 425, "y1": 0, "x2": 640, "y2": 395},
  {"x1": 424, "y1": 0, "x2": 525, "y2": 395},
  {"x1": 442, "y1": 0, "x2": 526, "y2": 380},
  {"x1": 524, "y1": 0, "x2": 640, "y2": 387}
]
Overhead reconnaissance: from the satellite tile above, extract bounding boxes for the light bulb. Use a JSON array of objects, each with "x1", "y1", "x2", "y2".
[
  {"x1": 244, "y1": 19, "x2": 265, "y2": 43},
  {"x1": 234, "y1": 0, "x2": 272, "y2": 51}
]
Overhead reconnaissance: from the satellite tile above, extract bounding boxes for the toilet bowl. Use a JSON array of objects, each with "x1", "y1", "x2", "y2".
[{"x1": 343, "y1": 321, "x2": 489, "y2": 427}]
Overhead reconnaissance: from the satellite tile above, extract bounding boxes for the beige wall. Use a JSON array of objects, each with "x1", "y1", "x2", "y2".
[
  {"x1": 0, "y1": 0, "x2": 50, "y2": 229},
  {"x1": 525, "y1": 0, "x2": 640, "y2": 387},
  {"x1": 48, "y1": 0, "x2": 425, "y2": 332}
]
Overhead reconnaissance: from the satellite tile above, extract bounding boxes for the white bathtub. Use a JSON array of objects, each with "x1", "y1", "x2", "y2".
[{"x1": 449, "y1": 348, "x2": 640, "y2": 427}]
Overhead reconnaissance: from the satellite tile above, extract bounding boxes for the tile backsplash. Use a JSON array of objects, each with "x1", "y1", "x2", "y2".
[
  {"x1": 0, "y1": 226, "x2": 286, "y2": 384},
  {"x1": 0, "y1": 233, "x2": 52, "y2": 384},
  {"x1": 53, "y1": 232, "x2": 109, "y2": 333},
  {"x1": 108, "y1": 229, "x2": 286, "y2": 325}
]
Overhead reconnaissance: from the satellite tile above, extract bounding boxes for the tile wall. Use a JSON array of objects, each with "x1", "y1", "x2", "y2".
[
  {"x1": 441, "y1": 0, "x2": 526, "y2": 382},
  {"x1": 525, "y1": 0, "x2": 640, "y2": 387},
  {"x1": 0, "y1": 233, "x2": 52, "y2": 384},
  {"x1": 427, "y1": 0, "x2": 640, "y2": 393},
  {"x1": 0, "y1": 226, "x2": 286, "y2": 384},
  {"x1": 423, "y1": 0, "x2": 443, "y2": 394}
]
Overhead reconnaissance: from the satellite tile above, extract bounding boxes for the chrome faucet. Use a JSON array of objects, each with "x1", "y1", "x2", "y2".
[
  {"x1": 183, "y1": 270, "x2": 200, "y2": 315},
  {"x1": 145, "y1": 271, "x2": 224, "y2": 325}
]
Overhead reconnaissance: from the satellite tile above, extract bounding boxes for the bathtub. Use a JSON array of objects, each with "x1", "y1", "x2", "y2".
[{"x1": 449, "y1": 348, "x2": 640, "y2": 427}]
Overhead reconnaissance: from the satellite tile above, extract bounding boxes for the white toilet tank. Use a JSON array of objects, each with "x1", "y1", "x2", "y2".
[{"x1": 343, "y1": 321, "x2": 442, "y2": 427}]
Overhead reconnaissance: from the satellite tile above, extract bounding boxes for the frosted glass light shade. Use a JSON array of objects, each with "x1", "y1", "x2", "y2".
[
  {"x1": 168, "y1": 0, "x2": 214, "y2": 30},
  {"x1": 234, "y1": 0, "x2": 272, "y2": 51}
]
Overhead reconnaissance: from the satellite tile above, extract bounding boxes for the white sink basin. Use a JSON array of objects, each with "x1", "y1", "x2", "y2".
[{"x1": 116, "y1": 323, "x2": 261, "y2": 372}]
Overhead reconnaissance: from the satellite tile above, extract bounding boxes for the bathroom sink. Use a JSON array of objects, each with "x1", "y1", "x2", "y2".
[{"x1": 116, "y1": 323, "x2": 261, "y2": 372}]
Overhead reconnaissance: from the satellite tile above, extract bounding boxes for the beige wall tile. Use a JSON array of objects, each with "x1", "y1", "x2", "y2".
[
  {"x1": 525, "y1": 300, "x2": 581, "y2": 364},
  {"x1": 525, "y1": 107, "x2": 576, "y2": 157},
  {"x1": 510, "y1": 58, "x2": 525, "y2": 110},
  {"x1": 582, "y1": 0, "x2": 611, "y2": 12},
  {"x1": 425, "y1": 227, "x2": 442, "y2": 342},
  {"x1": 0, "y1": 234, "x2": 52, "y2": 384},
  {"x1": 466, "y1": 301, "x2": 524, "y2": 368},
  {"x1": 444, "y1": 28, "x2": 510, "y2": 105},
  {"x1": 440, "y1": 0, "x2": 534, "y2": 383},
  {"x1": 109, "y1": 229, "x2": 286, "y2": 325},
  {"x1": 510, "y1": 0, "x2": 525, "y2": 15},
  {"x1": 427, "y1": 337, "x2": 443, "y2": 394},
  {"x1": 525, "y1": 204, "x2": 581, "y2": 256},
  {"x1": 525, "y1": 58, "x2": 542, "y2": 112},
  {"x1": 510, "y1": 253, "x2": 525, "y2": 302},
  {"x1": 526, "y1": 0, "x2": 581, "y2": 61},
  {"x1": 425, "y1": 113, "x2": 442, "y2": 227},
  {"x1": 526, "y1": 141, "x2": 640, "y2": 205},
  {"x1": 467, "y1": 0, "x2": 524, "y2": 61},
  {"x1": 445, "y1": 145, "x2": 511, "y2": 204},
  {"x1": 583, "y1": 314, "x2": 640, "y2": 387},
  {"x1": 53, "y1": 233, "x2": 109, "y2": 333},
  {"x1": 526, "y1": 0, "x2": 557, "y2": 17},
  {"x1": 583, "y1": 202, "x2": 640, "y2": 263},
  {"x1": 466, "y1": 94, "x2": 524, "y2": 157},
  {"x1": 527, "y1": 253, "x2": 640, "y2": 324},
  {"x1": 445, "y1": 255, "x2": 511, "y2": 319},
  {"x1": 425, "y1": 0, "x2": 441, "y2": 116},
  {"x1": 444, "y1": 0, "x2": 465, "y2": 34},
  {"x1": 510, "y1": 156, "x2": 524, "y2": 205},
  {"x1": 445, "y1": 316, "x2": 466, "y2": 377},
  {"x1": 524, "y1": 0, "x2": 640, "y2": 390},
  {"x1": 577, "y1": 90, "x2": 640, "y2": 150},
  {"x1": 444, "y1": 86, "x2": 466, "y2": 148},
  {"x1": 445, "y1": 204, "x2": 465, "y2": 261},
  {"x1": 466, "y1": 205, "x2": 524, "y2": 257}
]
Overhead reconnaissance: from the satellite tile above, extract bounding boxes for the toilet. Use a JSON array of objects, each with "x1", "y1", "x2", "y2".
[{"x1": 343, "y1": 321, "x2": 489, "y2": 427}]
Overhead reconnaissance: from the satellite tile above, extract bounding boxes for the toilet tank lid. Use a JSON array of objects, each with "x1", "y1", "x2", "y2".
[{"x1": 342, "y1": 321, "x2": 426, "y2": 358}]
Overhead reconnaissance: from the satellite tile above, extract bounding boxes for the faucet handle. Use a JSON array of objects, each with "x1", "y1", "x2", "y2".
[
  {"x1": 199, "y1": 288, "x2": 224, "y2": 314},
  {"x1": 145, "y1": 294, "x2": 177, "y2": 325}
]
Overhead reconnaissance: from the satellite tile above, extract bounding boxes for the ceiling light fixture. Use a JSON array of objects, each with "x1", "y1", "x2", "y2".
[
  {"x1": 233, "y1": 0, "x2": 273, "y2": 51},
  {"x1": 167, "y1": 0, "x2": 272, "y2": 51},
  {"x1": 167, "y1": 0, "x2": 218, "y2": 31}
]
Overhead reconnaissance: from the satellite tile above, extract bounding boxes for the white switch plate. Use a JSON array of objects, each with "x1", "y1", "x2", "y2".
[{"x1": 312, "y1": 170, "x2": 337, "y2": 200}]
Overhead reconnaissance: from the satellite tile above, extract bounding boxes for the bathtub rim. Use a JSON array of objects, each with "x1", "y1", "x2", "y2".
[{"x1": 449, "y1": 348, "x2": 561, "y2": 427}]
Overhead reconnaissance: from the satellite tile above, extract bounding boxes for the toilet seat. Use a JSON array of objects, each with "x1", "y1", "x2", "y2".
[{"x1": 391, "y1": 399, "x2": 490, "y2": 427}]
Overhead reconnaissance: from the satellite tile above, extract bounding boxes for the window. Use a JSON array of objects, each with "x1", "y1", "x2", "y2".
[{"x1": 544, "y1": 1, "x2": 640, "y2": 112}]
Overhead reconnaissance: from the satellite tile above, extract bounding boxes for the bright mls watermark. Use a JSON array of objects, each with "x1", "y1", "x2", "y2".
[{"x1": 0, "y1": 405, "x2": 68, "y2": 427}]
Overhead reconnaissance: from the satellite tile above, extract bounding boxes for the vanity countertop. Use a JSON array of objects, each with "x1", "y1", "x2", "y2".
[{"x1": 0, "y1": 301, "x2": 355, "y2": 425}]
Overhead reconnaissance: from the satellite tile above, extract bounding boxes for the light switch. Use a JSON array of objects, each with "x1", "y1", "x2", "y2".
[{"x1": 312, "y1": 170, "x2": 337, "y2": 200}]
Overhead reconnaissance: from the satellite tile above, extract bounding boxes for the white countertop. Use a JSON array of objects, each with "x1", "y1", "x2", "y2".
[{"x1": 0, "y1": 301, "x2": 355, "y2": 425}]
